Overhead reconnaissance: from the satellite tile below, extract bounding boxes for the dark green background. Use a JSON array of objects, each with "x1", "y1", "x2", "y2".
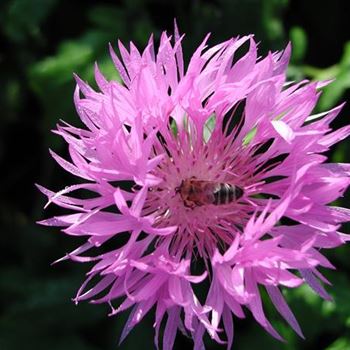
[{"x1": 1, "y1": 0, "x2": 350, "y2": 349}]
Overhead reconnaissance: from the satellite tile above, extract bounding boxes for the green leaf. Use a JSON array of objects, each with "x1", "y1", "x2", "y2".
[
  {"x1": 87, "y1": 5, "x2": 125, "y2": 32},
  {"x1": 29, "y1": 41, "x2": 93, "y2": 87},
  {"x1": 1, "y1": 0, "x2": 58, "y2": 43},
  {"x1": 325, "y1": 337, "x2": 350, "y2": 350},
  {"x1": 290, "y1": 26, "x2": 308, "y2": 62},
  {"x1": 170, "y1": 118, "x2": 178, "y2": 137},
  {"x1": 203, "y1": 114, "x2": 216, "y2": 143},
  {"x1": 243, "y1": 126, "x2": 257, "y2": 146},
  {"x1": 301, "y1": 41, "x2": 350, "y2": 110},
  {"x1": 332, "y1": 142, "x2": 348, "y2": 163}
]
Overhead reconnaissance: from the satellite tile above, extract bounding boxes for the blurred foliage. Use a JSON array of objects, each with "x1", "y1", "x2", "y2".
[{"x1": 0, "y1": 0, "x2": 349, "y2": 349}]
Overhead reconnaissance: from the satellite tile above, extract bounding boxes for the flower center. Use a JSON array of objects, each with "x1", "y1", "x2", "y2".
[{"x1": 142, "y1": 117, "x2": 262, "y2": 257}]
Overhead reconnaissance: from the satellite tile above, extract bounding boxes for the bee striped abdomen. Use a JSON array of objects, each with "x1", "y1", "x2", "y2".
[
  {"x1": 213, "y1": 183, "x2": 243, "y2": 205},
  {"x1": 179, "y1": 178, "x2": 244, "y2": 208}
]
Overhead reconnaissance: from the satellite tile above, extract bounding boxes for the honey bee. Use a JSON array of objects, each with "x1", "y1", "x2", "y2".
[{"x1": 177, "y1": 177, "x2": 244, "y2": 208}]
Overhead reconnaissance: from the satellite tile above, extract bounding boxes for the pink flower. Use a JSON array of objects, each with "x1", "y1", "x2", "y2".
[{"x1": 38, "y1": 24, "x2": 350, "y2": 349}]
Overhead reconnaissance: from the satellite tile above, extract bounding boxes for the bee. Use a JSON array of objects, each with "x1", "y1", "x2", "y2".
[{"x1": 177, "y1": 177, "x2": 244, "y2": 208}]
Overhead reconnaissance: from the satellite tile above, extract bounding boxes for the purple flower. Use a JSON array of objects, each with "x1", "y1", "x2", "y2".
[{"x1": 38, "y1": 25, "x2": 350, "y2": 349}]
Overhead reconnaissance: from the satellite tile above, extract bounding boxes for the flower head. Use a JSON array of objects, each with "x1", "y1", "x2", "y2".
[{"x1": 39, "y1": 25, "x2": 350, "y2": 349}]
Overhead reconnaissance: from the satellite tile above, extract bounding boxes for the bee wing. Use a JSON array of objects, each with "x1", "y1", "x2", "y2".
[
  {"x1": 205, "y1": 191, "x2": 216, "y2": 204},
  {"x1": 206, "y1": 183, "x2": 219, "y2": 204}
]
